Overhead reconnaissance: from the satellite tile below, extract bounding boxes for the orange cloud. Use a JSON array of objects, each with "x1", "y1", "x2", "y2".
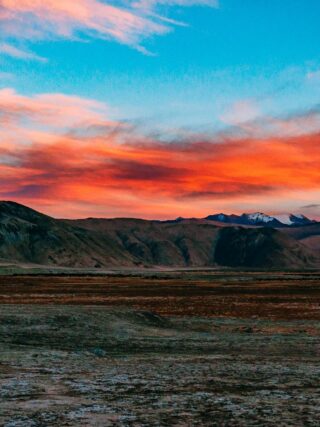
[{"x1": 0, "y1": 88, "x2": 320, "y2": 218}]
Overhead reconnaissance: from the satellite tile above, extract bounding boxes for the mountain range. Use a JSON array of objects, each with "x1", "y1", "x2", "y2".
[
  {"x1": 0, "y1": 201, "x2": 319, "y2": 270},
  {"x1": 204, "y1": 212, "x2": 316, "y2": 227}
]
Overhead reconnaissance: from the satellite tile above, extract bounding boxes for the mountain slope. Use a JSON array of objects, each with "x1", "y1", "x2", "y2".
[
  {"x1": 214, "y1": 227, "x2": 316, "y2": 268},
  {"x1": 0, "y1": 201, "x2": 133, "y2": 267},
  {"x1": 0, "y1": 201, "x2": 318, "y2": 269},
  {"x1": 66, "y1": 218, "x2": 222, "y2": 267},
  {"x1": 282, "y1": 223, "x2": 320, "y2": 252}
]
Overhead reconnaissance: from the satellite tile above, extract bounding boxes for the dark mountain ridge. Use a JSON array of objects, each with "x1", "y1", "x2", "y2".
[{"x1": 0, "y1": 201, "x2": 319, "y2": 269}]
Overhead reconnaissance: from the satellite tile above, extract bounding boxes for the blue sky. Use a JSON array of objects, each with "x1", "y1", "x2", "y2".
[
  {"x1": 0, "y1": 0, "x2": 320, "y2": 218},
  {"x1": 2, "y1": 0, "x2": 320, "y2": 128}
]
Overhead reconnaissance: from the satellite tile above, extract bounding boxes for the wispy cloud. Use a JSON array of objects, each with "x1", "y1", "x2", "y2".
[
  {"x1": 0, "y1": 0, "x2": 216, "y2": 56},
  {"x1": 220, "y1": 100, "x2": 260, "y2": 126},
  {"x1": 221, "y1": 102, "x2": 320, "y2": 139},
  {"x1": 0, "y1": 43, "x2": 46, "y2": 62}
]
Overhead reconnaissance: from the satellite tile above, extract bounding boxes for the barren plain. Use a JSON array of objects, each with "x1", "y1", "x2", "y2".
[{"x1": 0, "y1": 270, "x2": 320, "y2": 426}]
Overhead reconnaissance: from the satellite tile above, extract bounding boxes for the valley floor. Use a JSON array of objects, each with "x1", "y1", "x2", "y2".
[{"x1": 0, "y1": 272, "x2": 320, "y2": 426}]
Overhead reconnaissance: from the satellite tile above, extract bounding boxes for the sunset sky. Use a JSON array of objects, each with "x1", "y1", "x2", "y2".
[{"x1": 1, "y1": 0, "x2": 320, "y2": 219}]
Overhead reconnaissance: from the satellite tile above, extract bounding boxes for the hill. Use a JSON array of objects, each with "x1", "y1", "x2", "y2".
[{"x1": 0, "y1": 201, "x2": 318, "y2": 269}]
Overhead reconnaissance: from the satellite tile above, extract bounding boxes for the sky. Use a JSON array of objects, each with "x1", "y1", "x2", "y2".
[{"x1": 0, "y1": 0, "x2": 320, "y2": 219}]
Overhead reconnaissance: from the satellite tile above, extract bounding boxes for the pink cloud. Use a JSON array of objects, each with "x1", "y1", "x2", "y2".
[
  {"x1": 0, "y1": 0, "x2": 217, "y2": 55},
  {"x1": 0, "y1": 88, "x2": 116, "y2": 128},
  {"x1": 0, "y1": 1, "x2": 165, "y2": 46}
]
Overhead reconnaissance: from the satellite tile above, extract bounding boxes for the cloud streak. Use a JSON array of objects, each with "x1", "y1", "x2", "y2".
[
  {"x1": 302, "y1": 204, "x2": 320, "y2": 209},
  {"x1": 0, "y1": 43, "x2": 46, "y2": 62}
]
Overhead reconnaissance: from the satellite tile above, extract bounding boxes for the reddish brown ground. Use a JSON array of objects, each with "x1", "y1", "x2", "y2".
[{"x1": 1, "y1": 271, "x2": 320, "y2": 320}]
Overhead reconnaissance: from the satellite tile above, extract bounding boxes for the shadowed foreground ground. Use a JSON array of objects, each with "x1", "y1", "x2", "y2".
[
  {"x1": 0, "y1": 304, "x2": 320, "y2": 426},
  {"x1": 0, "y1": 271, "x2": 320, "y2": 425}
]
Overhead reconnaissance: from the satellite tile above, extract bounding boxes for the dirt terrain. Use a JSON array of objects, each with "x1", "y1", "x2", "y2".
[
  {"x1": 0, "y1": 271, "x2": 320, "y2": 426},
  {"x1": 0, "y1": 270, "x2": 320, "y2": 319},
  {"x1": 0, "y1": 304, "x2": 319, "y2": 426}
]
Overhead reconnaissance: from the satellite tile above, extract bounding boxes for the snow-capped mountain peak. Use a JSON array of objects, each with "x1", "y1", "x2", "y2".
[
  {"x1": 245, "y1": 212, "x2": 274, "y2": 223},
  {"x1": 274, "y1": 213, "x2": 315, "y2": 226}
]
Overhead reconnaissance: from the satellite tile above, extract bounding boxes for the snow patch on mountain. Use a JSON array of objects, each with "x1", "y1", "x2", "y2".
[
  {"x1": 246, "y1": 213, "x2": 274, "y2": 223},
  {"x1": 217, "y1": 214, "x2": 227, "y2": 221},
  {"x1": 273, "y1": 214, "x2": 294, "y2": 225}
]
